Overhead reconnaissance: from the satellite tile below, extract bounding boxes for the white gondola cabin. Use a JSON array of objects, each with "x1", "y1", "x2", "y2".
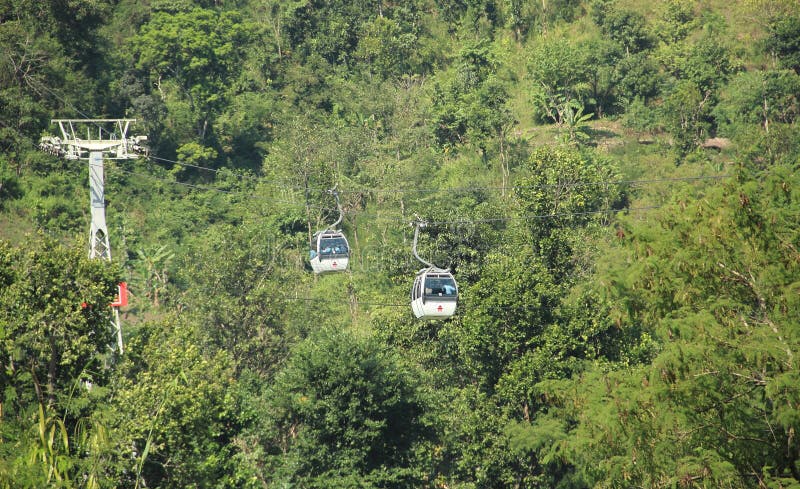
[
  {"x1": 309, "y1": 230, "x2": 349, "y2": 274},
  {"x1": 411, "y1": 267, "x2": 458, "y2": 319}
]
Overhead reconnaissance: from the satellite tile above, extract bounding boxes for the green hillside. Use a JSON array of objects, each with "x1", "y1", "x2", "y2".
[{"x1": 1, "y1": 0, "x2": 799, "y2": 487}]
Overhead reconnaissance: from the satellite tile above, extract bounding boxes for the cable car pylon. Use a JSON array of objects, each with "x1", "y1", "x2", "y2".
[
  {"x1": 309, "y1": 186, "x2": 350, "y2": 274},
  {"x1": 410, "y1": 218, "x2": 458, "y2": 319},
  {"x1": 40, "y1": 119, "x2": 147, "y2": 354}
]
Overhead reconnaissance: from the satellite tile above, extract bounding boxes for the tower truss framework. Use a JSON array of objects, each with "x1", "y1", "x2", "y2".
[{"x1": 40, "y1": 118, "x2": 147, "y2": 353}]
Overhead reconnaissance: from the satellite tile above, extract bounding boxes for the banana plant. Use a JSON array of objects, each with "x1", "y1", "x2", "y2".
[{"x1": 131, "y1": 245, "x2": 175, "y2": 308}]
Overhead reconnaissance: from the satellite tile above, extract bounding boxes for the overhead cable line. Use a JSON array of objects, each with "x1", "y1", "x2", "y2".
[
  {"x1": 134, "y1": 137, "x2": 732, "y2": 197},
  {"x1": 334, "y1": 174, "x2": 733, "y2": 195},
  {"x1": 144, "y1": 151, "x2": 732, "y2": 197},
  {"x1": 146, "y1": 154, "x2": 308, "y2": 191},
  {"x1": 125, "y1": 154, "x2": 733, "y2": 203},
  {"x1": 108, "y1": 166, "x2": 334, "y2": 211},
  {"x1": 108, "y1": 160, "x2": 680, "y2": 226},
  {"x1": 111, "y1": 162, "x2": 666, "y2": 225},
  {"x1": 27, "y1": 78, "x2": 89, "y2": 117},
  {"x1": 114, "y1": 167, "x2": 241, "y2": 194},
  {"x1": 26, "y1": 77, "x2": 300, "y2": 189},
  {"x1": 34, "y1": 76, "x2": 730, "y2": 198},
  {"x1": 103, "y1": 148, "x2": 720, "y2": 220},
  {"x1": 343, "y1": 205, "x2": 662, "y2": 226},
  {"x1": 35, "y1": 76, "x2": 328, "y2": 195},
  {"x1": 29, "y1": 74, "x2": 730, "y2": 214},
  {"x1": 30, "y1": 72, "x2": 732, "y2": 199},
  {"x1": 39, "y1": 129, "x2": 711, "y2": 225},
  {"x1": 274, "y1": 295, "x2": 407, "y2": 308},
  {"x1": 148, "y1": 154, "x2": 228, "y2": 175}
]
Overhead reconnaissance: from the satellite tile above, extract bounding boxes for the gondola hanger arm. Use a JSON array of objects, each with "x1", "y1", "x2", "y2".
[
  {"x1": 328, "y1": 185, "x2": 344, "y2": 229},
  {"x1": 411, "y1": 217, "x2": 436, "y2": 269}
]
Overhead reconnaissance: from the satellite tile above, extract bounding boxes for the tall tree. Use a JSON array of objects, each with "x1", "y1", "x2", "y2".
[
  {"x1": 431, "y1": 39, "x2": 514, "y2": 157},
  {"x1": 528, "y1": 165, "x2": 800, "y2": 487},
  {"x1": 109, "y1": 317, "x2": 237, "y2": 489},
  {"x1": 0, "y1": 237, "x2": 119, "y2": 487},
  {"x1": 766, "y1": 14, "x2": 800, "y2": 74},
  {"x1": 253, "y1": 328, "x2": 431, "y2": 488},
  {"x1": 0, "y1": 237, "x2": 118, "y2": 409},
  {"x1": 133, "y1": 8, "x2": 250, "y2": 153}
]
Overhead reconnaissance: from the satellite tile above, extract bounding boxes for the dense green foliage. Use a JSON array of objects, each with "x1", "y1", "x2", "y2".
[{"x1": 1, "y1": 0, "x2": 799, "y2": 487}]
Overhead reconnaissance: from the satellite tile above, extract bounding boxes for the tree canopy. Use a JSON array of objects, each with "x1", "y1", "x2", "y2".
[{"x1": 1, "y1": 0, "x2": 799, "y2": 487}]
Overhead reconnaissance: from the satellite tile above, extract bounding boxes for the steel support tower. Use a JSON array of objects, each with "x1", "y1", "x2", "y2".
[{"x1": 40, "y1": 119, "x2": 147, "y2": 353}]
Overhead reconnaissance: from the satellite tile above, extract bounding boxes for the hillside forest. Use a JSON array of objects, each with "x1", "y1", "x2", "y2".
[{"x1": 1, "y1": 0, "x2": 799, "y2": 487}]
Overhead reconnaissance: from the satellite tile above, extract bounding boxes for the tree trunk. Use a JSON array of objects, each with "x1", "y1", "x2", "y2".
[
  {"x1": 498, "y1": 127, "x2": 510, "y2": 197},
  {"x1": 47, "y1": 327, "x2": 57, "y2": 407},
  {"x1": 30, "y1": 360, "x2": 44, "y2": 406}
]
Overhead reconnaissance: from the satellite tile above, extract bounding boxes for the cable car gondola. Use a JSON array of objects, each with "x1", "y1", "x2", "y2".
[
  {"x1": 309, "y1": 188, "x2": 350, "y2": 274},
  {"x1": 409, "y1": 220, "x2": 458, "y2": 319},
  {"x1": 310, "y1": 230, "x2": 349, "y2": 273},
  {"x1": 411, "y1": 267, "x2": 458, "y2": 319}
]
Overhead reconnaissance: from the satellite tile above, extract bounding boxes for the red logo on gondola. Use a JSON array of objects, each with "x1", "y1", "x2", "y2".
[
  {"x1": 437, "y1": 305, "x2": 443, "y2": 312},
  {"x1": 332, "y1": 261, "x2": 338, "y2": 268}
]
